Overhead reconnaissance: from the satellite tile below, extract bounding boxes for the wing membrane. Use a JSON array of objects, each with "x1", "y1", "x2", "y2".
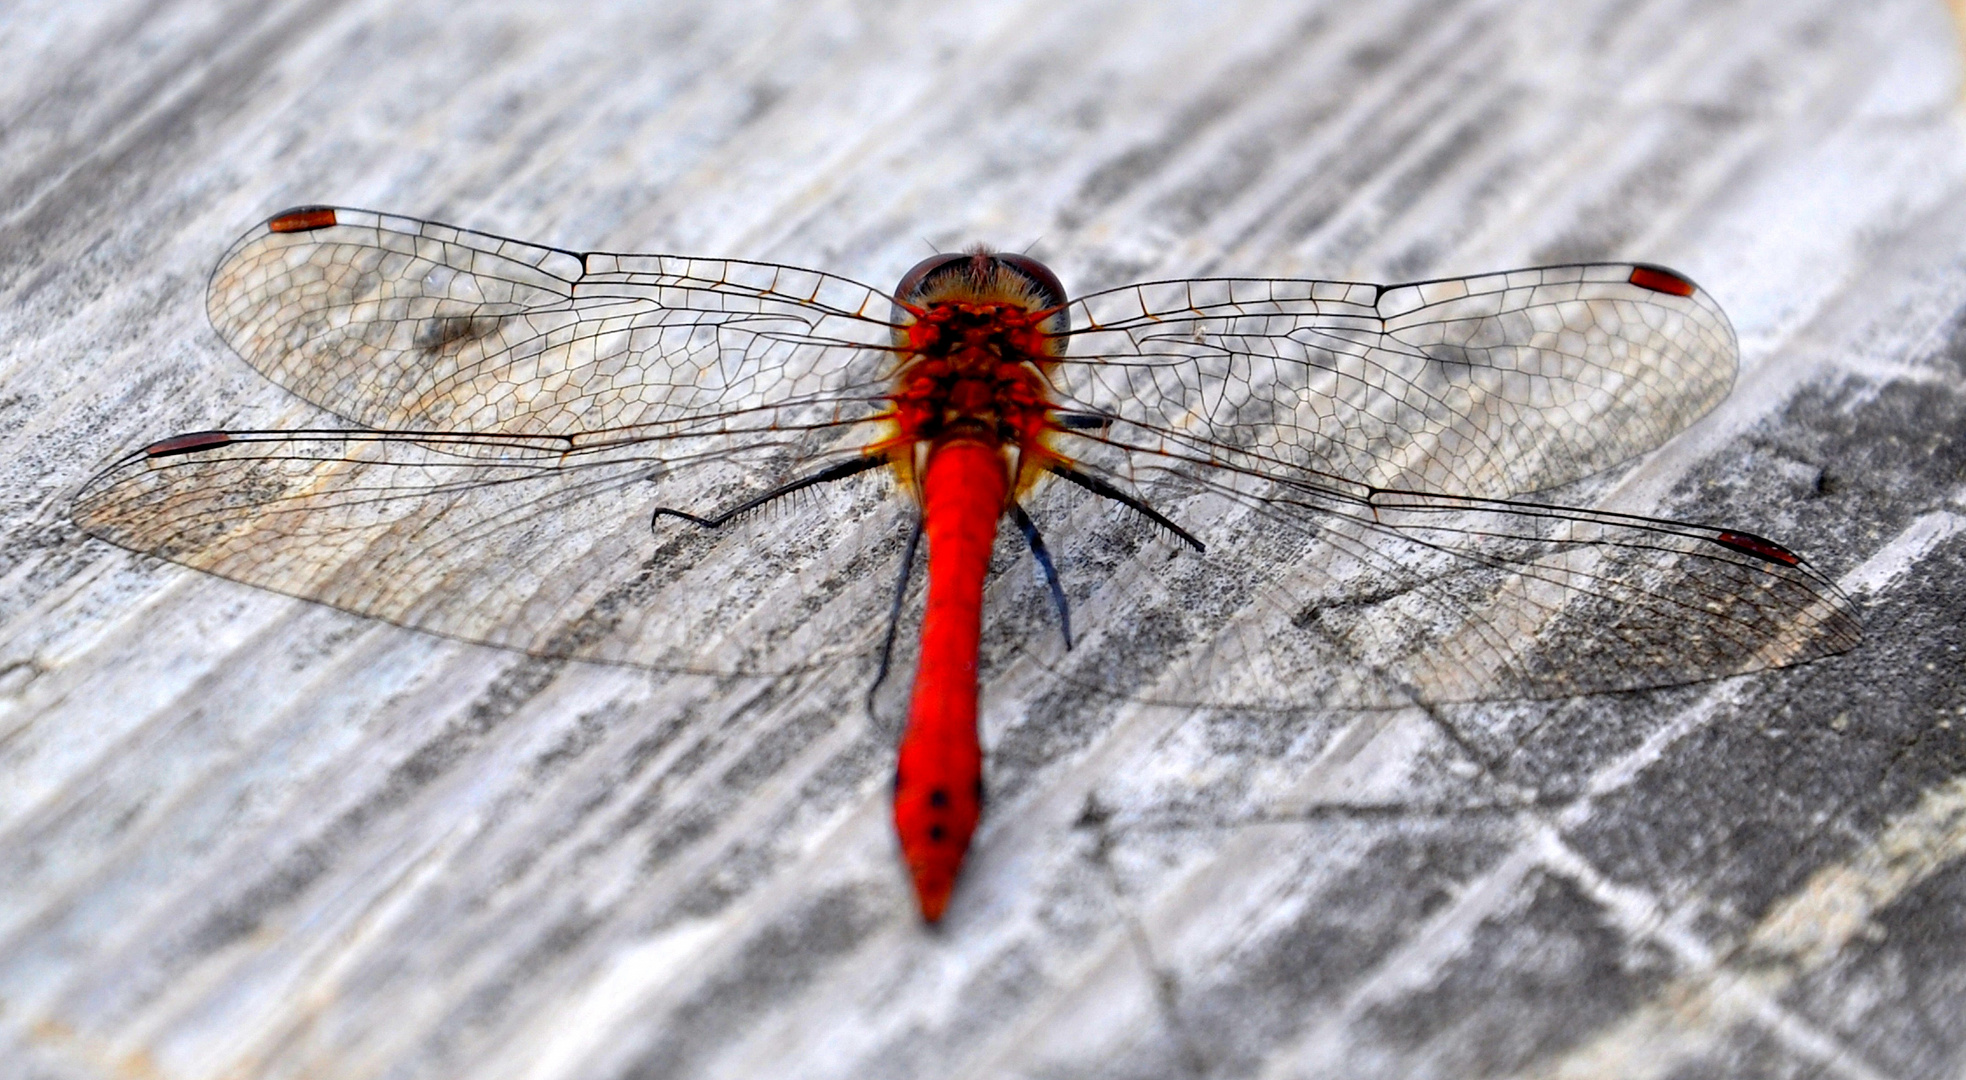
[
  {"x1": 73, "y1": 429, "x2": 903, "y2": 673},
  {"x1": 1007, "y1": 470, "x2": 1860, "y2": 707},
  {"x1": 207, "y1": 206, "x2": 898, "y2": 436},
  {"x1": 1056, "y1": 263, "x2": 1736, "y2": 499}
]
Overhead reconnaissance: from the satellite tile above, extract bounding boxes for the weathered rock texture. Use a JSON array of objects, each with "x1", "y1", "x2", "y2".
[{"x1": 2, "y1": 2, "x2": 1963, "y2": 1077}]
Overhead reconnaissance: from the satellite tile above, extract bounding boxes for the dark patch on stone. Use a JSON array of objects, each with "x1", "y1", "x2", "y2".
[
  {"x1": 1782, "y1": 853, "x2": 1966, "y2": 1078},
  {"x1": 183, "y1": 845, "x2": 331, "y2": 956},
  {"x1": 610, "y1": 886, "x2": 884, "y2": 1080},
  {"x1": 1354, "y1": 870, "x2": 1677, "y2": 1076},
  {"x1": 183, "y1": 653, "x2": 565, "y2": 957},
  {"x1": 396, "y1": 905, "x2": 610, "y2": 1075},
  {"x1": 1093, "y1": 822, "x2": 1514, "y2": 1077}
]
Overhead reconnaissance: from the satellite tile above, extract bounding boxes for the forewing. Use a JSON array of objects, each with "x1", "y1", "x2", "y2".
[
  {"x1": 1056, "y1": 263, "x2": 1737, "y2": 499},
  {"x1": 72, "y1": 429, "x2": 907, "y2": 673},
  {"x1": 206, "y1": 206, "x2": 898, "y2": 436}
]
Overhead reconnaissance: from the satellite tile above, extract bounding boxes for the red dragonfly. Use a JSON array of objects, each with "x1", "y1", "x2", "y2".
[{"x1": 74, "y1": 207, "x2": 1861, "y2": 921}]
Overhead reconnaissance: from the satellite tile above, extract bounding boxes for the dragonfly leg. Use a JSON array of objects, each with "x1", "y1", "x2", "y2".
[
  {"x1": 1010, "y1": 503, "x2": 1072, "y2": 651},
  {"x1": 1046, "y1": 464, "x2": 1205, "y2": 553},
  {"x1": 868, "y1": 514, "x2": 926, "y2": 711},
  {"x1": 650, "y1": 455, "x2": 886, "y2": 529}
]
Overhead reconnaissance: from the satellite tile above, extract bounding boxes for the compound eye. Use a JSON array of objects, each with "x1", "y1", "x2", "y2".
[
  {"x1": 893, "y1": 253, "x2": 972, "y2": 304},
  {"x1": 993, "y1": 253, "x2": 1067, "y2": 312}
]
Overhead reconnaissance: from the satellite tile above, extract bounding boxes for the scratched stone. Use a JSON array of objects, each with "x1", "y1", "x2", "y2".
[{"x1": 1, "y1": 2, "x2": 1963, "y2": 1078}]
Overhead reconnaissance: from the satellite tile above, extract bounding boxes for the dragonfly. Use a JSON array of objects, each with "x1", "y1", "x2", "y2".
[{"x1": 73, "y1": 206, "x2": 1863, "y2": 922}]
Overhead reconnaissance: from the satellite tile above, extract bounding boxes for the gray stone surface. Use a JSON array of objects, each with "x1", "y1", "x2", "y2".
[{"x1": 2, "y1": 1, "x2": 1964, "y2": 1077}]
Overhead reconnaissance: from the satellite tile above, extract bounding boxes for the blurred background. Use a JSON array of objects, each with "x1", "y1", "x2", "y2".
[{"x1": 2, "y1": 2, "x2": 1964, "y2": 1077}]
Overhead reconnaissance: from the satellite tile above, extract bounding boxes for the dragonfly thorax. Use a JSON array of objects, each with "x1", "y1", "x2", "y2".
[
  {"x1": 882, "y1": 249, "x2": 1074, "y2": 495},
  {"x1": 884, "y1": 323, "x2": 1060, "y2": 495}
]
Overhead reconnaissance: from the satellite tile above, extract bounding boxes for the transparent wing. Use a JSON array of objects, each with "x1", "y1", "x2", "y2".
[
  {"x1": 1022, "y1": 262, "x2": 1854, "y2": 705},
  {"x1": 72, "y1": 428, "x2": 905, "y2": 673},
  {"x1": 205, "y1": 206, "x2": 899, "y2": 436},
  {"x1": 75, "y1": 206, "x2": 916, "y2": 673},
  {"x1": 1054, "y1": 263, "x2": 1737, "y2": 498},
  {"x1": 1001, "y1": 463, "x2": 1861, "y2": 708}
]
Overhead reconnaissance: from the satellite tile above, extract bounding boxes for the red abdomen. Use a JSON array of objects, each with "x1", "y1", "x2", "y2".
[{"x1": 893, "y1": 438, "x2": 1007, "y2": 922}]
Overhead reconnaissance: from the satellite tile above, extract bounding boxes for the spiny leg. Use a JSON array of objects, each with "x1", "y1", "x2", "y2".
[
  {"x1": 1010, "y1": 502, "x2": 1072, "y2": 651},
  {"x1": 1046, "y1": 463, "x2": 1205, "y2": 553},
  {"x1": 650, "y1": 455, "x2": 886, "y2": 529}
]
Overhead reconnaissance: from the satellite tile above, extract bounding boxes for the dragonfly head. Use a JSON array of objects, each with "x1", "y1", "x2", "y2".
[{"x1": 890, "y1": 248, "x2": 1071, "y2": 355}]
